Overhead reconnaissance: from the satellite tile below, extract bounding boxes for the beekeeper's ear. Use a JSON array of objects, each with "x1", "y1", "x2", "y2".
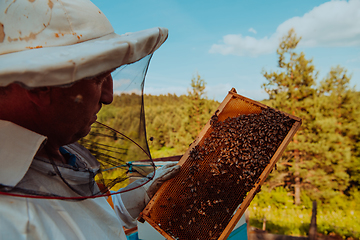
[{"x1": 26, "y1": 87, "x2": 51, "y2": 107}]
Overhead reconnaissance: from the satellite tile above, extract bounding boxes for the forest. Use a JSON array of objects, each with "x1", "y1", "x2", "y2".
[{"x1": 94, "y1": 30, "x2": 360, "y2": 239}]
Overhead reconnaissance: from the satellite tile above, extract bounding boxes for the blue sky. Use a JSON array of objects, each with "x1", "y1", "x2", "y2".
[{"x1": 92, "y1": 0, "x2": 360, "y2": 101}]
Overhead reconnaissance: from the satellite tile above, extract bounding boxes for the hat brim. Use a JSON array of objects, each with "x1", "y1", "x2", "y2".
[{"x1": 0, "y1": 27, "x2": 168, "y2": 87}]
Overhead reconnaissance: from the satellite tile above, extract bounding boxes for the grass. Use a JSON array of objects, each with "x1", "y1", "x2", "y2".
[
  {"x1": 248, "y1": 205, "x2": 311, "y2": 236},
  {"x1": 150, "y1": 146, "x2": 183, "y2": 159},
  {"x1": 248, "y1": 203, "x2": 360, "y2": 239}
]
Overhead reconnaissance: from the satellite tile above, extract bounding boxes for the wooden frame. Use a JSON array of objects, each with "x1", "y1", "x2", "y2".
[{"x1": 139, "y1": 88, "x2": 302, "y2": 240}]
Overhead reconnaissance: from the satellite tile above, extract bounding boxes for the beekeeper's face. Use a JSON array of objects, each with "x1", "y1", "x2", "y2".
[{"x1": 48, "y1": 71, "x2": 113, "y2": 145}]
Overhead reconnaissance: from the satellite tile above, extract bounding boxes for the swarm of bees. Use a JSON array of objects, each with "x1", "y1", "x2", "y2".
[{"x1": 151, "y1": 107, "x2": 295, "y2": 240}]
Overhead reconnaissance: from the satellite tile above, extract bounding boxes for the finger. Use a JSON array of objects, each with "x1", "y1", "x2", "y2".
[
  {"x1": 158, "y1": 165, "x2": 180, "y2": 181},
  {"x1": 161, "y1": 162, "x2": 178, "y2": 169}
]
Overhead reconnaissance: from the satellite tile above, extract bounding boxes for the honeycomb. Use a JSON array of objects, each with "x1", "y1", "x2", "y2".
[{"x1": 140, "y1": 91, "x2": 301, "y2": 240}]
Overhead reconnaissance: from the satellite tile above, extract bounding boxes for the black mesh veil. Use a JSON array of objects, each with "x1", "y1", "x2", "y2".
[
  {"x1": 81, "y1": 54, "x2": 155, "y2": 192},
  {"x1": 0, "y1": 54, "x2": 155, "y2": 199}
]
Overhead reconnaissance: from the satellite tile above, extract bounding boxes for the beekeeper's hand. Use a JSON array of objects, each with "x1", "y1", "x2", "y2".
[{"x1": 111, "y1": 163, "x2": 180, "y2": 228}]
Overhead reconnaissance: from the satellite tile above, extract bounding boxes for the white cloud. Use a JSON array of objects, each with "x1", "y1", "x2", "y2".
[
  {"x1": 209, "y1": 34, "x2": 275, "y2": 57},
  {"x1": 347, "y1": 56, "x2": 360, "y2": 63},
  {"x1": 248, "y1": 28, "x2": 257, "y2": 34},
  {"x1": 210, "y1": 0, "x2": 360, "y2": 57}
]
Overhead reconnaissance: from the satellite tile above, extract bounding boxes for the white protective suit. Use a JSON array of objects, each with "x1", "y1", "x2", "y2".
[
  {"x1": 0, "y1": 1, "x2": 173, "y2": 238},
  {"x1": 0, "y1": 120, "x2": 133, "y2": 240}
]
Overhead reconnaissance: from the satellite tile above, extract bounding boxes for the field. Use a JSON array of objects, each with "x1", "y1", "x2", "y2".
[{"x1": 248, "y1": 188, "x2": 360, "y2": 239}]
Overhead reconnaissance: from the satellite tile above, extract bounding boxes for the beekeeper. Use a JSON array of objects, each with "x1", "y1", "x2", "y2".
[{"x1": 0, "y1": 0, "x2": 179, "y2": 239}]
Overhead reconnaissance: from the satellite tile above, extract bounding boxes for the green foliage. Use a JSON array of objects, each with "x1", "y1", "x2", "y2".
[
  {"x1": 250, "y1": 189, "x2": 360, "y2": 238},
  {"x1": 249, "y1": 206, "x2": 311, "y2": 236},
  {"x1": 262, "y1": 29, "x2": 360, "y2": 206},
  {"x1": 256, "y1": 29, "x2": 360, "y2": 239},
  {"x1": 252, "y1": 187, "x2": 294, "y2": 209},
  {"x1": 186, "y1": 73, "x2": 208, "y2": 140},
  {"x1": 92, "y1": 75, "x2": 219, "y2": 161},
  {"x1": 249, "y1": 202, "x2": 360, "y2": 238},
  {"x1": 263, "y1": 29, "x2": 317, "y2": 103},
  {"x1": 144, "y1": 75, "x2": 219, "y2": 156},
  {"x1": 150, "y1": 146, "x2": 182, "y2": 159}
]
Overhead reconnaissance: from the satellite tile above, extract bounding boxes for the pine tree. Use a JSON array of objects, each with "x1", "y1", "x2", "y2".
[
  {"x1": 317, "y1": 67, "x2": 359, "y2": 196},
  {"x1": 262, "y1": 29, "x2": 358, "y2": 205},
  {"x1": 186, "y1": 73, "x2": 207, "y2": 139},
  {"x1": 262, "y1": 29, "x2": 318, "y2": 205}
]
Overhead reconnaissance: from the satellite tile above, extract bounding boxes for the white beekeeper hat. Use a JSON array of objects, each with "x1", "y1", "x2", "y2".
[{"x1": 0, "y1": 0, "x2": 168, "y2": 87}]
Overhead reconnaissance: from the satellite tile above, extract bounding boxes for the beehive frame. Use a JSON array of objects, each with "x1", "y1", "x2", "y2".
[{"x1": 139, "y1": 88, "x2": 302, "y2": 240}]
